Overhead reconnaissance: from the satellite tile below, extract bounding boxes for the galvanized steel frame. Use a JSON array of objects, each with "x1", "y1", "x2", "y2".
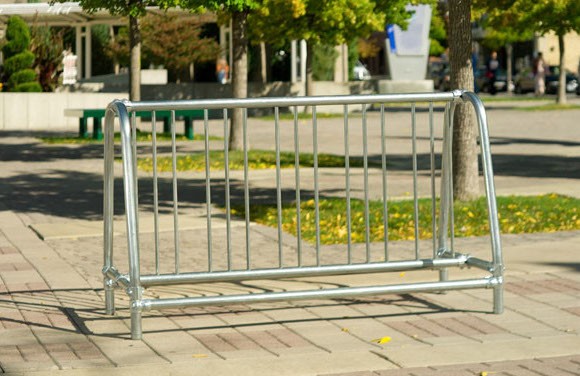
[{"x1": 103, "y1": 90, "x2": 504, "y2": 340}]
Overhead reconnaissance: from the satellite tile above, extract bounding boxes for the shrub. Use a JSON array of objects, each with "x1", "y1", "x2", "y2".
[{"x1": 1, "y1": 16, "x2": 41, "y2": 92}]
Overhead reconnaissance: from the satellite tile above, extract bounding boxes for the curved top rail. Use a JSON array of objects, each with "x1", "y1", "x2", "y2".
[{"x1": 119, "y1": 91, "x2": 464, "y2": 112}]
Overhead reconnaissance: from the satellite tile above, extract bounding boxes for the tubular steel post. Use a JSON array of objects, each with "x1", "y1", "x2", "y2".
[
  {"x1": 461, "y1": 91, "x2": 504, "y2": 314},
  {"x1": 103, "y1": 91, "x2": 503, "y2": 339},
  {"x1": 103, "y1": 103, "x2": 118, "y2": 316}
]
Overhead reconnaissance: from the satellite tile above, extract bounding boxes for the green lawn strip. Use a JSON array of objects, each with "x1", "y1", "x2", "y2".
[
  {"x1": 479, "y1": 95, "x2": 553, "y2": 103},
  {"x1": 230, "y1": 194, "x2": 580, "y2": 245},
  {"x1": 518, "y1": 104, "x2": 580, "y2": 111},
  {"x1": 255, "y1": 112, "x2": 345, "y2": 121},
  {"x1": 138, "y1": 150, "x2": 379, "y2": 172},
  {"x1": 40, "y1": 132, "x2": 221, "y2": 144}
]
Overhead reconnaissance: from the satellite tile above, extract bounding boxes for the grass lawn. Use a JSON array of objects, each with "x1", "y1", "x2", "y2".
[
  {"x1": 137, "y1": 150, "x2": 379, "y2": 172},
  {"x1": 518, "y1": 103, "x2": 580, "y2": 111},
  {"x1": 231, "y1": 194, "x2": 580, "y2": 245},
  {"x1": 40, "y1": 131, "x2": 221, "y2": 144}
]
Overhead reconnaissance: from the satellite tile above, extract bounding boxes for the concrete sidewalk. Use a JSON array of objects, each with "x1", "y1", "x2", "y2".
[
  {"x1": 1, "y1": 202, "x2": 580, "y2": 375},
  {"x1": 1, "y1": 102, "x2": 580, "y2": 375}
]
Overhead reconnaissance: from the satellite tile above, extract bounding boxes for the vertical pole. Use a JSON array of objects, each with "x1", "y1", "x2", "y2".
[
  {"x1": 275, "y1": 107, "x2": 283, "y2": 268},
  {"x1": 411, "y1": 104, "x2": 420, "y2": 260},
  {"x1": 204, "y1": 110, "x2": 213, "y2": 272},
  {"x1": 438, "y1": 103, "x2": 453, "y2": 283},
  {"x1": 343, "y1": 105, "x2": 352, "y2": 264},
  {"x1": 291, "y1": 40, "x2": 297, "y2": 84},
  {"x1": 300, "y1": 40, "x2": 307, "y2": 85},
  {"x1": 114, "y1": 101, "x2": 143, "y2": 340},
  {"x1": 75, "y1": 25, "x2": 82, "y2": 80},
  {"x1": 461, "y1": 92, "x2": 504, "y2": 314},
  {"x1": 223, "y1": 109, "x2": 232, "y2": 271},
  {"x1": 84, "y1": 25, "x2": 92, "y2": 79},
  {"x1": 103, "y1": 104, "x2": 118, "y2": 316}
]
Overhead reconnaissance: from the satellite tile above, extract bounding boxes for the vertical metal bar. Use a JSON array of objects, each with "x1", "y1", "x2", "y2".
[
  {"x1": 429, "y1": 102, "x2": 437, "y2": 259},
  {"x1": 312, "y1": 106, "x2": 321, "y2": 265},
  {"x1": 119, "y1": 103, "x2": 143, "y2": 340},
  {"x1": 170, "y1": 110, "x2": 180, "y2": 273},
  {"x1": 275, "y1": 107, "x2": 283, "y2": 268},
  {"x1": 151, "y1": 112, "x2": 160, "y2": 275},
  {"x1": 438, "y1": 102, "x2": 454, "y2": 283},
  {"x1": 380, "y1": 104, "x2": 389, "y2": 261},
  {"x1": 223, "y1": 109, "x2": 232, "y2": 271},
  {"x1": 438, "y1": 102, "x2": 452, "y2": 253},
  {"x1": 343, "y1": 105, "x2": 352, "y2": 264},
  {"x1": 243, "y1": 108, "x2": 251, "y2": 270},
  {"x1": 362, "y1": 104, "x2": 371, "y2": 262},
  {"x1": 204, "y1": 109, "x2": 213, "y2": 272},
  {"x1": 461, "y1": 92, "x2": 504, "y2": 313},
  {"x1": 293, "y1": 107, "x2": 303, "y2": 266},
  {"x1": 448, "y1": 103, "x2": 456, "y2": 257},
  {"x1": 131, "y1": 113, "x2": 138, "y2": 243},
  {"x1": 411, "y1": 103, "x2": 420, "y2": 260},
  {"x1": 103, "y1": 104, "x2": 118, "y2": 315}
]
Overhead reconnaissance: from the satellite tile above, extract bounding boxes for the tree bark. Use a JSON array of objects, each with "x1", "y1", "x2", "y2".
[
  {"x1": 557, "y1": 34, "x2": 566, "y2": 105},
  {"x1": 260, "y1": 42, "x2": 267, "y2": 84},
  {"x1": 129, "y1": 15, "x2": 141, "y2": 101},
  {"x1": 449, "y1": 0, "x2": 479, "y2": 201},
  {"x1": 229, "y1": 10, "x2": 249, "y2": 151},
  {"x1": 128, "y1": 13, "x2": 142, "y2": 135}
]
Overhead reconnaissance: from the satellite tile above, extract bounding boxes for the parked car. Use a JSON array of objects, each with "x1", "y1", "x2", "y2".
[
  {"x1": 514, "y1": 66, "x2": 578, "y2": 94},
  {"x1": 475, "y1": 67, "x2": 507, "y2": 94}
]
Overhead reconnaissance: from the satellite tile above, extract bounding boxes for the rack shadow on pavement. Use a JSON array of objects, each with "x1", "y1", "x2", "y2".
[{"x1": 0, "y1": 285, "x2": 478, "y2": 340}]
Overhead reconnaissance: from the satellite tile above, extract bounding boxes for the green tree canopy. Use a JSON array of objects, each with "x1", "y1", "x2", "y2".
[
  {"x1": 474, "y1": 0, "x2": 580, "y2": 103},
  {"x1": 249, "y1": 0, "x2": 414, "y2": 47}
]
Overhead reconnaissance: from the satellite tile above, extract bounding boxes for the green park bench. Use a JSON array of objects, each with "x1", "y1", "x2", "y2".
[{"x1": 65, "y1": 108, "x2": 222, "y2": 140}]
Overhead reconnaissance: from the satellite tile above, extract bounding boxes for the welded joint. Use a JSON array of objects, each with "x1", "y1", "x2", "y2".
[
  {"x1": 452, "y1": 89, "x2": 466, "y2": 102},
  {"x1": 103, "y1": 278, "x2": 116, "y2": 289},
  {"x1": 132, "y1": 299, "x2": 151, "y2": 312},
  {"x1": 487, "y1": 276, "x2": 503, "y2": 288},
  {"x1": 436, "y1": 248, "x2": 452, "y2": 258},
  {"x1": 126, "y1": 286, "x2": 144, "y2": 299}
]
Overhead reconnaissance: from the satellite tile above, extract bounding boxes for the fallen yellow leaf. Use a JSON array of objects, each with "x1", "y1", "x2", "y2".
[
  {"x1": 192, "y1": 354, "x2": 208, "y2": 358},
  {"x1": 371, "y1": 336, "x2": 392, "y2": 344}
]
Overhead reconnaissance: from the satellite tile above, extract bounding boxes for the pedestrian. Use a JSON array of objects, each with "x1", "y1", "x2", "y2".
[
  {"x1": 216, "y1": 58, "x2": 229, "y2": 84},
  {"x1": 533, "y1": 52, "x2": 547, "y2": 96},
  {"x1": 486, "y1": 51, "x2": 500, "y2": 95}
]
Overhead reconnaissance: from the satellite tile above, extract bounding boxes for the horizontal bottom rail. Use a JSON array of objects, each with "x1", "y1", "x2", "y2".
[
  {"x1": 139, "y1": 257, "x2": 469, "y2": 287},
  {"x1": 140, "y1": 277, "x2": 501, "y2": 311}
]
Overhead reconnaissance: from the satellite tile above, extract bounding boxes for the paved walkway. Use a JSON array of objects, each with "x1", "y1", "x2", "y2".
[{"x1": 1, "y1": 100, "x2": 580, "y2": 375}]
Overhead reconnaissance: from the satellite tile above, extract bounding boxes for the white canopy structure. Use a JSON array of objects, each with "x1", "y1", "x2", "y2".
[
  {"x1": 0, "y1": 2, "x2": 126, "y2": 79},
  {"x1": 0, "y1": 2, "x2": 217, "y2": 80}
]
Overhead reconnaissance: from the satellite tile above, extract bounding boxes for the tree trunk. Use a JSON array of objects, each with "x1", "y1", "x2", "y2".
[
  {"x1": 129, "y1": 15, "x2": 141, "y2": 101},
  {"x1": 506, "y1": 43, "x2": 513, "y2": 95},
  {"x1": 229, "y1": 10, "x2": 249, "y2": 151},
  {"x1": 303, "y1": 42, "x2": 314, "y2": 113},
  {"x1": 557, "y1": 34, "x2": 566, "y2": 105},
  {"x1": 260, "y1": 42, "x2": 267, "y2": 84},
  {"x1": 110, "y1": 26, "x2": 120, "y2": 75},
  {"x1": 449, "y1": 0, "x2": 479, "y2": 201}
]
